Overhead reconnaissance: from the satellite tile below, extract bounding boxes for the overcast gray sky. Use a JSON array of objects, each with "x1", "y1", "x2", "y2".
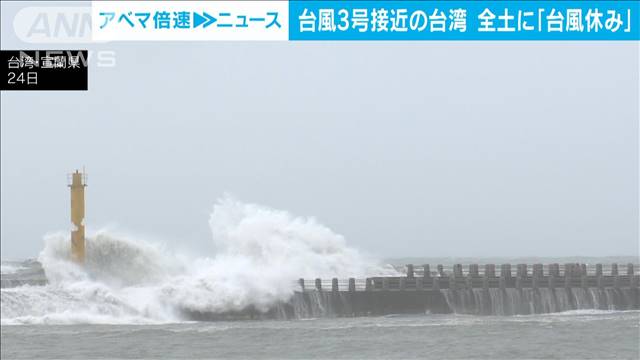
[{"x1": 1, "y1": 2, "x2": 638, "y2": 259}]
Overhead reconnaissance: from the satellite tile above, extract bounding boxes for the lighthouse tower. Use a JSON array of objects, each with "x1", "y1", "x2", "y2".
[{"x1": 69, "y1": 169, "x2": 87, "y2": 263}]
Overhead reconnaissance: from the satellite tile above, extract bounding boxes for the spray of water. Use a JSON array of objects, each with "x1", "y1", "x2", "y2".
[{"x1": 1, "y1": 196, "x2": 395, "y2": 325}]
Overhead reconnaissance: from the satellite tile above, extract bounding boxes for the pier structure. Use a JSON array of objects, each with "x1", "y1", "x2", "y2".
[
  {"x1": 3, "y1": 262, "x2": 640, "y2": 320},
  {"x1": 301, "y1": 263, "x2": 638, "y2": 292},
  {"x1": 287, "y1": 263, "x2": 639, "y2": 318}
]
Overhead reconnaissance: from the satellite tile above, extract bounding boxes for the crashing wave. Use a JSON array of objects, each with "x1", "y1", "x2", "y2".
[{"x1": 1, "y1": 196, "x2": 393, "y2": 325}]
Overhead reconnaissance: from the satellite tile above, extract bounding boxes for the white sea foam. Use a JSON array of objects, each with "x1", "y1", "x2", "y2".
[
  {"x1": 1, "y1": 196, "x2": 395, "y2": 325},
  {"x1": 546, "y1": 309, "x2": 638, "y2": 316}
]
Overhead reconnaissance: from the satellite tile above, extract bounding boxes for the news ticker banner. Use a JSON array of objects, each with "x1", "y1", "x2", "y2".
[{"x1": 90, "y1": 0, "x2": 639, "y2": 41}]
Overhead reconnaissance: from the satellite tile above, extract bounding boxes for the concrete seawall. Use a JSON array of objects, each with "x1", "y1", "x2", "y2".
[
  {"x1": 3, "y1": 262, "x2": 639, "y2": 320},
  {"x1": 185, "y1": 263, "x2": 639, "y2": 320}
]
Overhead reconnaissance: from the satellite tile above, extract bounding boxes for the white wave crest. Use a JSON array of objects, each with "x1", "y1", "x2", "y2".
[{"x1": 1, "y1": 197, "x2": 394, "y2": 325}]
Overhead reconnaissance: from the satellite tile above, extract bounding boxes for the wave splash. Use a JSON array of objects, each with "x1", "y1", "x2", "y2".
[{"x1": 1, "y1": 196, "x2": 393, "y2": 325}]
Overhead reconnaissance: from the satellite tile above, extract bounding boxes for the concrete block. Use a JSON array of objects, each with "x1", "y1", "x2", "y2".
[
  {"x1": 595, "y1": 264, "x2": 603, "y2": 277},
  {"x1": 423, "y1": 264, "x2": 431, "y2": 278},
  {"x1": 517, "y1": 264, "x2": 527, "y2": 278},
  {"x1": 454, "y1": 264, "x2": 463, "y2": 278},
  {"x1": 563, "y1": 263, "x2": 572, "y2": 277},
  {"x1": 533, "y1": 263, "x2": 543, "y2": 278},
  {"x1": 500, "y1": 264, "x2": 511, "y2": 278},
  {"x1": 469, "y1": 264, "x2": 479, "y2": 277},
  {"x1": 406, "y1": 264, "x2": 414, "y2": 278},
  {"x1": 549, "y1": 263, "x2": 560, "y2": 277},
  {"x1": 485, "y1": 264, "x2": 495, "y2": 278}
]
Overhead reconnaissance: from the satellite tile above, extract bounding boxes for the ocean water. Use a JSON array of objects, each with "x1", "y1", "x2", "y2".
[
  {"x1": 2, "y1": 311, "x2": 639, "y2": 359},
  {"x1": 1, "y1": 198, "x2": 639, "y2": 359}
]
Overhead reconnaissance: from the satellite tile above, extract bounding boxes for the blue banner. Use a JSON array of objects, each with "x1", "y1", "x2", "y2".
[{"x1": 289, "y1": 1, "x2": 639, "y2": 40}]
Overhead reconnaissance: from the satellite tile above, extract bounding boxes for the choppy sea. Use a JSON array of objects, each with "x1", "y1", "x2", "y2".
[{"x1": 2, "y1": 310, "x2": 639, "y2": 359}]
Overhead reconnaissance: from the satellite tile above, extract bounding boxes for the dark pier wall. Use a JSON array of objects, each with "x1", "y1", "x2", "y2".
[
  {"x1": 284, "y1": 262, "x2": 639, "y2": 319},
  {"x1": 184, "y1": 263, "x2": 639, "y2": 321},
  {"x1": 286, "y1": 289, "x2": 451, "y2": 317}
]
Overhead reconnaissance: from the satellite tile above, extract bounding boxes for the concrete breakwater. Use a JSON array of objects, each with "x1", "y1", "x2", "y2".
[
  {"x1": 184, "y1": 263, "x2": 639, "y2": 320},
  {"x1": 3, "y1": 262, "x2": 639, "y2": 320},
  {"x1": 0, "y1": 260, "x2": 47, "y2": 288}
]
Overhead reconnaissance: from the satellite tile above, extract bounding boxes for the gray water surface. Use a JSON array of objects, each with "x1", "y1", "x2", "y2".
[{"x1": 2, "y1": 310, "x2": 639, "y2": 359}]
